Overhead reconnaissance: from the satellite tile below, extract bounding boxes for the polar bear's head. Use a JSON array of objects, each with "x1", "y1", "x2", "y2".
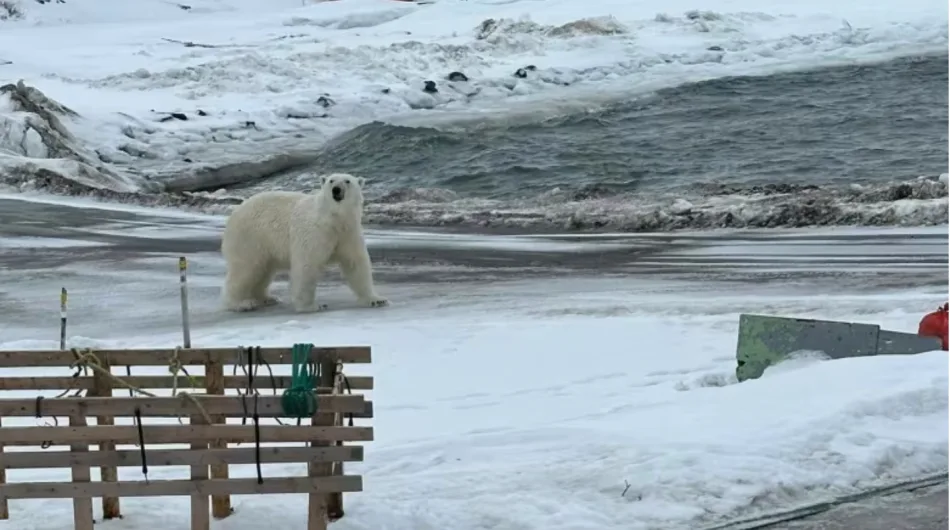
[{"x1": 318, "y1": 173, "x2": 366, "y2": 210}]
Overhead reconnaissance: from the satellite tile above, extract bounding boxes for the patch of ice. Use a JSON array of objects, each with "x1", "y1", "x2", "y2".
[{"x1": 0, "y1": 237, "x2": 108, "y2": 249}]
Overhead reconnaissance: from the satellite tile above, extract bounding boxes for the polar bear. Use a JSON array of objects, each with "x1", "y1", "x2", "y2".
[{"x1": 220, "y1": 173, "x2": 388, "y2": 313}]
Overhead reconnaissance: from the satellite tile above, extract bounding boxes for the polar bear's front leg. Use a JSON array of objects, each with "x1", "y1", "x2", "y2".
[
  {"x1": 339, "y1": 244, "x2": 388, "y2": 308},
  {"x1": 289, "y1": 240, "x2": 331, "y2": 314},
  {"x1": 289, "y1": 263, "x2": 328, "y2": 313}
]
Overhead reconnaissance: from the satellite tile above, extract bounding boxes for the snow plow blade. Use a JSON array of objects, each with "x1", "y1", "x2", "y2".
[{"x1": 735, "y1": 314, "x2": 942, "y2": 382}]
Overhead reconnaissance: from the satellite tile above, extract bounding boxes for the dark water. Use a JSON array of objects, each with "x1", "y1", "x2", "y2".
[{"x1": 259, "y1": 53, "x2": 949, "y2": 199}]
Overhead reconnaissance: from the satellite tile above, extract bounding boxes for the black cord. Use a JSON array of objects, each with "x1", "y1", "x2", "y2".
[
  {"x1": 259, "y1": 354, "x2": 279, "y2": 396},
  {"x1": 341, "y1": 372, "x2": 354, "y2": 427},
  {"x1": 256, "y1": 351, "x2": 284, "y2": 426},
  {"x1": 244, "y1": 346, "x2": 262, "y2": 483},
  {"x1": 252, "y1": 393, "x2": 262, "y2": 484},
  {"x1": 134, "y1": 407, "x2": 149, "y2": 484},
  {"x1": 35, "y1": 396, "x2": 54, "y2": 449},
  {"x1": 239, "y1": 346, "x2": 251, "y2": 427},
  {"x1": 247, "y1": 346, "x2": 256, "y2": 410}
]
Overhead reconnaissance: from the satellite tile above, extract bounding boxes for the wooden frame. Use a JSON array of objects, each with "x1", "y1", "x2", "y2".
[{"x1": 0, "y1": 345, "x2": 374, "y2": 530}]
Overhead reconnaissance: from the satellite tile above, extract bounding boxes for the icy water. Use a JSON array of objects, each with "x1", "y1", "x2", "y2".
[{"x1": 254, "y1": 53, "x2": 949, "y2": 200}]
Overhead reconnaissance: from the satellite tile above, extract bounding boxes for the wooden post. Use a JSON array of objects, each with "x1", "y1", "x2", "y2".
[
  {"x1": 307, "y1": 489, "x2": 329, "y2": 530},
  {"x1": 307, "y1": 359, "x2": 336, "y2": 530},
  {"x1": 206, "y1": 359, "x2": 231, "y2": 518},
  {"x1": 69, "y1": 414, "x2": 95, "y2": 530},
  {"x1": 190, "y1": 414, "x2": 210, "y2": 530},
  {"x1": 91, "y1": 356, "x2": 121, "y2": 519},
  {"x1": 329, "y1": 362, "x2": 346, "y2": 520},
  {"x1": 0, "y1": 417, "x2": 7, "y2": 520}
]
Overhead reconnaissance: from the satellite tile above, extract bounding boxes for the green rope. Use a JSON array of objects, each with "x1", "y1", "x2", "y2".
[{"x1": 281, "y1": 343, "x2": 318, "y2": 418}]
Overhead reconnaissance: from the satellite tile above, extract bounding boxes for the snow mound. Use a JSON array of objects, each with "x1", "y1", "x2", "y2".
[
  {"x1": 0, "y1": 81, "x2": 317, "y2": 197},
  {"x1": 0, "y1": 80, "x2": 146, "y2": 193},
  {"x1": 475, "y1": 14, "x2": 629, "y2": 41}
]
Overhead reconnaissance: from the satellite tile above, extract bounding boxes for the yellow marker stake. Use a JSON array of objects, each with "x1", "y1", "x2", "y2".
[
  {"x1": 59, "y1": 288, "x2": 67, "y2": 350},
  {"x1": 179, "y1": 257, "x2": 191, "y2": 348}
]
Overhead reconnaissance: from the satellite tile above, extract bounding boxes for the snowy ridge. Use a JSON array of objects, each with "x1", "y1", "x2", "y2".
[
  {"x1": 7, "y1": 169, "x2": 946, "y2": 232},
  {"x1": 260, "y1": 174, "x2": 950, "y2": 231},
  {"x1": 0, "y1": 0, "x2": 947, "y2": 201},
  {"x1": 0, "y1": 81, "x2": 152, "y2": 193}
]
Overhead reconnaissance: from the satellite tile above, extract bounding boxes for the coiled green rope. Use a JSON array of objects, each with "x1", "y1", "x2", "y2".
[{"x1": 281, "y1": 343, "x2": 318, "y2": 418}]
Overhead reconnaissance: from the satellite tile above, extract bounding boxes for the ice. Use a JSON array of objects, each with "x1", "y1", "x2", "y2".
[
  {"x1": 0, "y1": 0, "x2": 946, "y2": 194},
  {"x1": 0, "y1": 236, "x2": 106, "y2": 249},
  {"x1": 0, "y1": 190, "x2": 225, "y2": 220}
]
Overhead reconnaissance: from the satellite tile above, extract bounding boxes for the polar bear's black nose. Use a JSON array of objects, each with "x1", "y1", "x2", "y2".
[{"x1": 331, "y1": 186, "x2": 344, "y2": 201}]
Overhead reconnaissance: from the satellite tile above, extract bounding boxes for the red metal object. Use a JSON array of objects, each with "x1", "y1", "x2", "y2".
[{"x1": 917, "y1": 303, "x2": 949, "y2": 351}]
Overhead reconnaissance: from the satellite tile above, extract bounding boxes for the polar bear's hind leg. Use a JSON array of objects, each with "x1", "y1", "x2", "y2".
[
  {"x1": 223, "y1": 255, "x2": 273, "y2": 312},
  {"x1": 251, "y1": 264, "x2": 280, "y2": 307}
]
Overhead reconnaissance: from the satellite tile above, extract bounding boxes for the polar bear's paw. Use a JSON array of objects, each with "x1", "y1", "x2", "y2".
[
  {"x1": 293, "y1": 302, "x2": 329, "y2": 314},
  {"x1": 261, "y1": 296, "x2": 280, "y2": 307},
  {"x1": 227, "y1": 299, "x2": 266, "y2": 313},
  {"x1": 367, "y1": 297, "x2": 389, "y2": 308}
]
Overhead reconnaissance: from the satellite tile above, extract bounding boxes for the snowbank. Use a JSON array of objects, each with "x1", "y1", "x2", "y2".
[{"x1": 0, "y1": 284, "x2": 945, "y2": 530}]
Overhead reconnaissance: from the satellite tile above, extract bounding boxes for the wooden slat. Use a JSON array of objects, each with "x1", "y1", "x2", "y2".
[
  {"x1": 190, "y1": 414, "x2": 210, "y2": 530},
  {"x1": 0, "y1": 375, "x2": 374, "y2": 392},
  {"x1": 91, "y1": 356, "x2": 121, "y2": 520},
  {"x1": 0, "y1": 347, "x2": 371, "y2": 368},
  {"x1": 310, "y1": 359, "x2": 337, "y2": 530},
  {"x1": 0, "y1": 395, "x2": 366, "y2": 417},
  {"x1": 0, "y1": 425, "x2": 373, "y2": 446},
  {"x1": 206, "y1": 357, "x2": 230, "y2": 519},
  {"x1": 1, "y1": 476, "x2": 363, "y2": 499},
  {"x1": 349, "y1": 399, "x2": 373, "y2": 419},
  {"x1": 0, "y1": 445, "x2": 364, "y2": 469},
  {"x1": 68, "y1": 414, "x2": 94, "y2": 530},
  {"x1": 328, "y1": 361, "x2": 345, "y2": 520}
]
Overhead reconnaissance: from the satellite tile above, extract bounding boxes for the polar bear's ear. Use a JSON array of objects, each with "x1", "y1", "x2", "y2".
[
  {"x1": 320, "y1": 175, "x2": 330, "y2": 186},
  {"x1": 357, "y1": 177, "x2": 366, "y2": 187}
]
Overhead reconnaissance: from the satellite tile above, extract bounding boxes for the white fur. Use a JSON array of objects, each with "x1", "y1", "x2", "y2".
[{"x1": 220, "y1": 173, "x2": 388, "y2": 313}]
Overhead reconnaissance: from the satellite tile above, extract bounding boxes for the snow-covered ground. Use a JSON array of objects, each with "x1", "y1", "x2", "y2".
[
  {"x1": 0, "y1": 196, "x2": 947, "y2": 530},
  {"x1": 0, "y1": 0, "x2": 947, "y2": 522},
  {"x1": 1, "y1": 0, "x2": 947, "y2": 193}
]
